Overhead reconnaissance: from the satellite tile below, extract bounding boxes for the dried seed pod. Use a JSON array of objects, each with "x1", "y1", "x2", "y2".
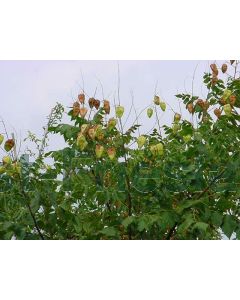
[
  {"x1": 214, "y1": 108, "x2": 221, "y2": 118},
  {"x1": 4, "y1": 139, "x2": 15, "y2": 152},
  {"x1": 107, "y1": 147, "x2": 116, "y2": 160},
  {"x1": 221, "y1": 64, "x2": 228, "y2": 73},
  {"x1": 187, "y1": 103, "x2": 194, "y2": 114},
  {"x1": 79, "y1": 107, "x2": 88, "y2": 118},
  {"x1": 211, "y1": 74, "x2": 218, "y2": 86},
  {"x1": 72, "y1": 106, "x2": 80, "y2": 117},
  {"x1": 93, "y1": 99, "x2": 100, "y2": 109},
  {"x1": 88, "y1": 127, "x2": 96, "y2": 140},
  {"x1": 229, "y1": 95, "x2": 236, "y2": 106},
  {"x1": 174, "y1": 113, "x2": 181, "y2": 123},
  {"x1": 73, "y1": 101, "x2": 80, "y2": 108},
  {"x1": 88, "y1": 97, "x2": 95, "y2": 108},
  {"x1": 78, "y1": 93, "x2": 85, "y2": 104},
  {"x1": 219, "y1": 98, "x2": 226, "y2": 105},
  {"x1": 153, "y1": 95, "x2": 160, "y2": 105},
  {"x1": 95, "y1": 144, "x2": 104, "y2": 158},
  {"x1": 210, "y1": 63, "x2": 218, "y2": 76},
  {"x1": 103, "y1": 100, "x2": 110, "y2": 114},
  {"x1": 203, "y1": 101, "x2": 210, "y2": 111},
  {"x1": 196, "y1": 99, "x2": 204, "y2": 108},
  {"x1": 107, "y1": 118, "x2": 117, "y2": 129}
]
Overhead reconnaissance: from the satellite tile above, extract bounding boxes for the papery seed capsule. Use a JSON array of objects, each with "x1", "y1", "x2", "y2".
[
  {"x1": 222, "y1": 89, "x2": 232, "y2": 100},
  {"x1": 154, "y1": 95, "x2": 160, "y2": 105},
  {"x1": 115, "y1": 106, "x2": 124, "y2": 118},
  {"x1": 197, "y1": 99, "x2": 204, "y2": 108},
  {"x1": 229, "y1": 95, "x2": 236, "y2": 106},
  {"x1": 79, "y1": 107, "x2": 88, "y2": 118},
  {"x1": 88, "y1": 97, "x2": 95, "y2": 108},
  {"x1": 2, "y1": 156, "x2": 12, "y2": 165},
  {"x1": 203, "y1": 101, "x2": 210, "y2": 111},
  {"x1": 4, "y1": 139, "x2": 15, "y2": 152},
  {"x1": 88, "y1": 127, "x2": 96, "y2": 140},
  {"x1": 221, "y1": 64, "x2": 228, "y2": 73},
  {"x1": 223, "y1": 104, "x2": 232, "y2": 116},
  {"x1": 76, "y1": 134, "x2": 88, "y2": 151},
  {"x1": 108, "y1": 118, "x2": 117, "y2": 129},
  {"x1": 172, "y1": 123, "x2": 180, "y2": 134},
  {"x1": 93, "y1": 99, "x2": 100, "y2": 109},
  {"x1": 147, "y1": 108, "x2": 153, "y2": 118},
  {"x1": 211, "y1": 74, "x2": 218, "y2": 85},
  {"x1": 80, "y1": 124, "x2": 89, "y2": 134},
  {"x1": 95, "y1": 144, "x2": 104, "y2": 158},
  {"x1": 174, "y1": 113, "x2": 181, "y2": 123},
  {"x1": 214, "y1": 108, "x2": 221, "y2": 118},
  {"x1": 107, "y1": 147, "x2": 116, "y2": 160},
  {"x1": 137, "y1": 135, "x2": 146, "y2": 149},
  {"x1": 187, "y1": 103, "x2": 194, "y2": 114},
  {"x1": 78, "y1": 93, "x2": 85, "y2": 104},
  {"x1": 159, "y1": 101, "x2": 166, "y2": 111},
  {"x1": 72, "y1": 106, "x2": 80, "y2": 117},
  {"x1": 103, "y1": 100, "x2": 110, "y2": 114},
  {"x1": 210, "y1": 63, "x2": 218, "y2": 76}
]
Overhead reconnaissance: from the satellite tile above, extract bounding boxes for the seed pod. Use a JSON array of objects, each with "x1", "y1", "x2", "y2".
[
  {"x1": 197, "y1": 99, "x2": 204, "y2": 108},
  {"x1": 4, "y1": 139, "x2": 15, "y2": 152},
  {"x1": 76, "y1": 134, "x2": 88, "y2": 151},
  {"x1": 137, "y1": 135, "x2": 146, "y2": 149},
  {"x1": 147, "y1": 108, "x2": 153, "y2": 118},
  {"x1": 174, "y1": 113, "x2": 181, "y2": 123},
  {"x1": 2, "y1": 156, "x2": 12, "y2": 165},
  {"x1": 202, "y1": 115, "x2": 209, "y2": 122},
  {"x1": 88, "y1": 97, "x2": 95, "y2": 108},
  {"x1": 154, "y1": 95, "x2": 160, "y2": 105},
  {"x1": 229, "y1": 95, "x2": 236, "y2": 106},
  {"x1": 78, "y1": 93, "x2": 85, "y2": 104},
  {"x1": 150, "y1": 143, "x2": 163, "y2": 156},
  {"x1": 183, "y1": 135, "x2": 192, "y2": 143},
  {"x1": 214, "y1": 108, "x2": 221, "y2": 118},
  {"x1": 72, "y1": 106, "x2": 80, "y2": 117},
  {"x1": 210, "y1": 63, "x2": 218, "y2": 76},
  {"x1": 203, "y1": 101, "x2": 210, "y2": 111},
  {"x1": 115, "y1": 106, "x2": 124, "y2": 118},
  {"x1": 222, "y1": 89, "x2": 232, "y2": 100},
  {"x1": 79, "y1": 107, "x2": 88, "y2": 118},
  {"x1": 223, "y1": 104, "x2": 232, "y2": 116},
  {"x1": 187, "y1": 103, "x2": 194, "y2": 114},
  {"x1": 80, "y1": 124, "x2": 89, "y2": 134},
  {"x1": 95, "y1": 144, "x2": 104, "y2": 158},
  {"x1": 103, "y1": 100, "x2": 110, "y2": 114},
  {"x1": 95, "y1": 125, "x2": 104, "y2": 140},
  {"x1": 0, "y1": 134, "x2": 4, "y2": 145},
  {"x1": 230, "y1": 60, "x2": 235, "y2": 65},
  {"x1": 211, "y1": 74, "x2": 218, "y2": 85},
  {"x1": 219, "y1": 98, "x2": 226, "y2": 105},
  {"x1": 108, "y1": 118, "x2": 117, "y2": 129},
  {"x1": 88, "y1": 127, "x2": 96, "y2": 140},
  {"x1": 159, "y1": 101, "x2": 166, "y2": 111},
  {"x1": 93, "y1": 99, "x2": 100, "y2": 109},
  {"x1": 221, "y1": 64, "x2": 228, "y2": 73},
  {"x1": 107, "y1": 147, "x2": 116, "y2": 160}
]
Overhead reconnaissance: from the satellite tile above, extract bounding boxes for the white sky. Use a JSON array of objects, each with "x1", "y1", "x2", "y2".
[{"x1": 0, "y1": 60, "x2": 212, "y2": 154}]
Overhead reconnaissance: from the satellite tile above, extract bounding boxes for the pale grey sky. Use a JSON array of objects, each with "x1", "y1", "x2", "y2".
[{"x1": 0, "y1": 60, "x2": 212, "y2": 154}]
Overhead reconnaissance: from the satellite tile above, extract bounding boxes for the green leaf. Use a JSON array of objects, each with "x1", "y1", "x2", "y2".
[{"x1": 222, "y1": 215, "x2": 237, "y2": 239}]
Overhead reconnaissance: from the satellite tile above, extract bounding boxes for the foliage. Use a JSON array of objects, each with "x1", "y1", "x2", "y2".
[{"x1": 0, "y1": 61, "x2": 240, "y2": 240}]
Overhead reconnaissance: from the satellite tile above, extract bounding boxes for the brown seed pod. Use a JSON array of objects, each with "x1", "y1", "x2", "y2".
[
  {"x1": 221, "y1": 64, "x2": 228, "y2": 73},
  {"x1": 72, "y1": 106, "x2": 80, "y2": 117},
  {"x1": 88, "y1": 97, "x2": 95, "y2": 108},
  {"x1": 214, "y1": 108, "x2": 221, "y2": 118},
  {"x1": 103, "y1": 100, "x2": 110, "y2": 114},
  {"x1": 230, "y1": 60, "x2": 235, "y2": 65},
  {"x1": 211, "y1": 74, "x2": 218, "y2": 86},
  {"x1": 73, "y1": 101, "x2": 80, "y2": 108},
  {"x1": 210, "y1": 63, "x2": 218, "y2": 76},
  {"x1": 196, "y1": 99, "x2": 204, "y2": 108},
  {"x1": 187, "y1": 102, "x2": 194, "y2": 114},
  {"x1": 93, "y1": 99, "x2": 100, "y2": 109},
  {"x1": 78, "y1": 93, "x2": 85, "y2": 104},
  {"x1": 229, "y1": 95, "x2": 236, "y2": 106},
  {"x1": 79, "y1": 107, "x2": 88, "y2": 118},
  {"x1": 219, "y1": 98, "x2": 226, "y2": 105},
  {"x1": 203, "y1": 100, "x2": 210, "y2": 111}
]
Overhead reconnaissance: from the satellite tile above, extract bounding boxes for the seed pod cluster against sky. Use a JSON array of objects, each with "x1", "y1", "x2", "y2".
[{"x1": 0, "y1": 60, "x2": 223, "y2": 154}]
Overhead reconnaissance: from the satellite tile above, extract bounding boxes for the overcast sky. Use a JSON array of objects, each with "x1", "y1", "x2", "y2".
[{"x1": 0, "y1": 60, "x2": 213, "y2": 154}]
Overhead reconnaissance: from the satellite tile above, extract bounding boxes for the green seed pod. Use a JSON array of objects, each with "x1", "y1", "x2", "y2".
[
  {"x1": 160, "y1": 101, "x2": 166, "y2": 111},
  {"x1": 147, "y1": 108, "x2": 153, "y2": 118},
  {"x1": 115, "y1": 106, "x2": 124, "y2": 118},
  {"x1": 137, "y1": 135, "x2": 147, "y2": 149}
]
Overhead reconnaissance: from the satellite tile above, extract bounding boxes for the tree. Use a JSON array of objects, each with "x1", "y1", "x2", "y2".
[{"x1": 0, "y1": 60, "x2": 240, "y2": 240}]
